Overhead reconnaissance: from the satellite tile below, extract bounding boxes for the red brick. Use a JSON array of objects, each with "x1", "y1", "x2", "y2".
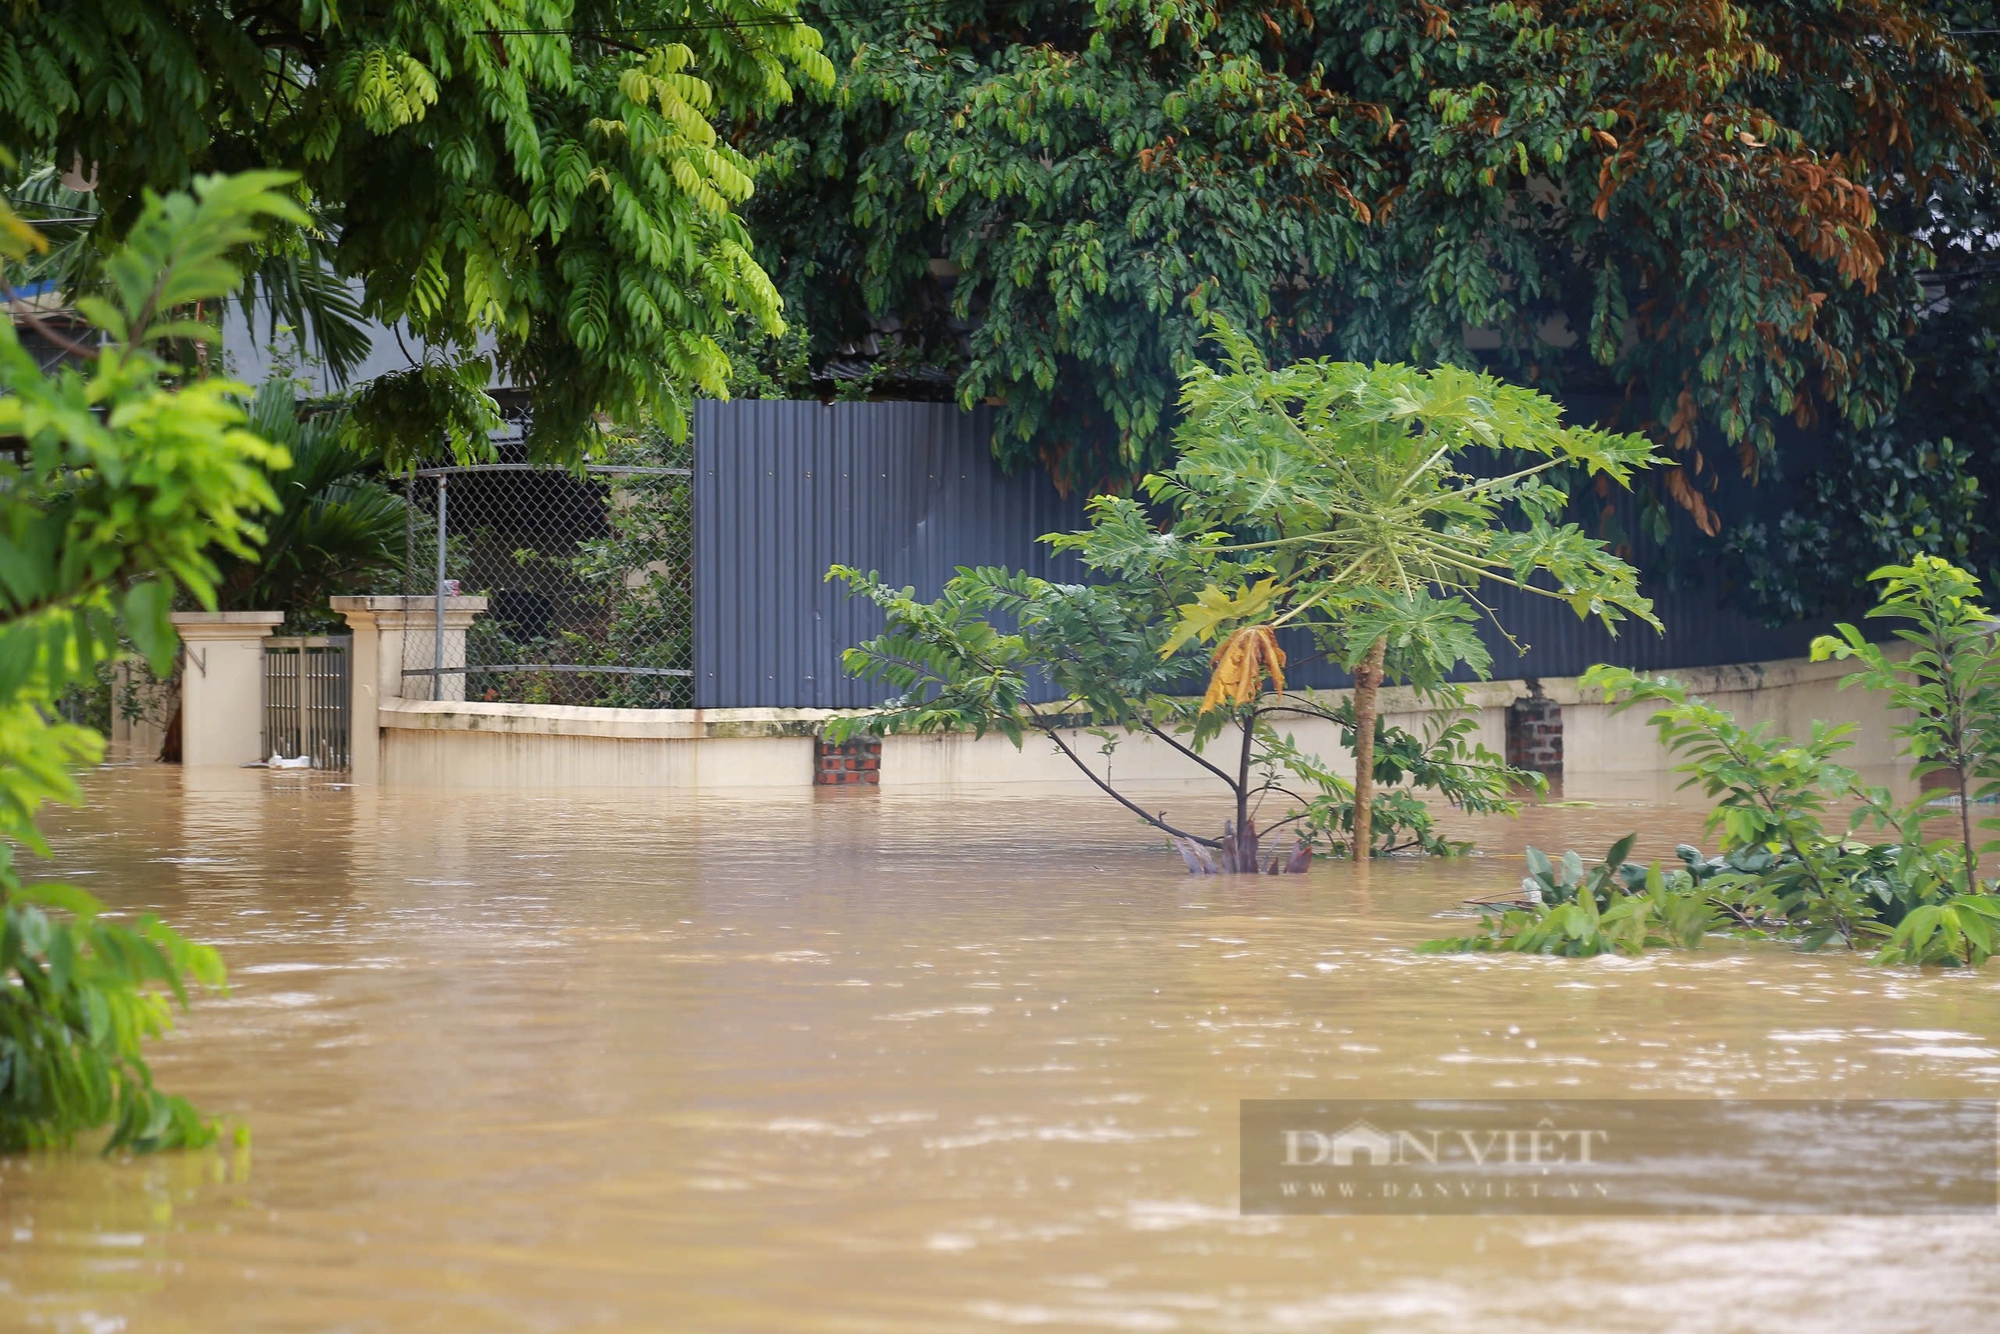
[{"x1": 815, "y1": 737, "x2": 883, "y2": 786}]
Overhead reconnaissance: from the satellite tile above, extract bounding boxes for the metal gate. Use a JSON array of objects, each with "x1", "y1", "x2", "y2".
[{"x1": 263, "y1": 635, "x2": 351, "y2": 769}]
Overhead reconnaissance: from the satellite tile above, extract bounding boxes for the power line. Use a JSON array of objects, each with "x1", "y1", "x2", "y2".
[{"x1": 478, "y1": 0, "x2": 958, "y2": 38}]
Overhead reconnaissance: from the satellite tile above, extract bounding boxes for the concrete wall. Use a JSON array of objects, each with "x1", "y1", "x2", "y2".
[
  {"x1": 331, "y1": 594, "x2": 495, "y2": 785},
  {"x1": 383, "y1": 728, "x2": 813, "y2": 789},
  {"x1": 1559, "y1": 655, "x2": 1906, "y2": 772},
  {"x1": 376, "y1": 698, "x2": 816, "y2": 788},
  {"x1": 345, "y1": 655, "x2": 1905, "y2": 790},
  {"x1": 880, "y1": 686, "x2": 1516, "y2": 788},
  {"x1": 878, "y1": 658, "x2": 1902, "y2": 786}
]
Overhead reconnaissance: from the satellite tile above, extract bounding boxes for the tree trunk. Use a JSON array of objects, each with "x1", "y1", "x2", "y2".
[
  {"x1": 159, "y1": 702, "x2": 182, "y2": 765},
  {"x1": 1235, "y1": 714, "x2": 1254, "y2": 861},
  {"x1": 1350, "y1": 637, "x2": 1387, "y2": 860},
  {"x1": 1962, "y1": 768, "x2": 1980, "y2": 893}
]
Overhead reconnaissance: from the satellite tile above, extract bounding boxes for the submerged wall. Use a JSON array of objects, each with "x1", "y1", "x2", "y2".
[
  {"x1": 377, "y1": 699, "x2": 818, "y2": 789},
  {"x1": 358, "y1": 654, "x2": 1903, "y2": 789}
]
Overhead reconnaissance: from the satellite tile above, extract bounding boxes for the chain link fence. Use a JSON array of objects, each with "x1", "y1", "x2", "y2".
[{"x1": 400, "y1": 433, "x2": 695, "y2": 708}]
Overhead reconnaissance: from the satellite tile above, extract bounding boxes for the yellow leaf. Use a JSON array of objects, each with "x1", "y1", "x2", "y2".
[{"x1": 1159, "y1": 577, "x2": 1283, "y2": 657}]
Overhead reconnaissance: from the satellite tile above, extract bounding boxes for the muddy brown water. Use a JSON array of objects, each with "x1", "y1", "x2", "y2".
[{"x1": 2, "y1": 765, "x2": 1997, "y2": 1333}]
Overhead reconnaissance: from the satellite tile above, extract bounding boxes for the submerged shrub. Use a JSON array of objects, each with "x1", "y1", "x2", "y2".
[
  {"x1": 1420, "y1": 838, "x2": 1722, "y2": 958},
  {"x1": 1425, "y1": 560, "x2": 2000, "y2": 967}
]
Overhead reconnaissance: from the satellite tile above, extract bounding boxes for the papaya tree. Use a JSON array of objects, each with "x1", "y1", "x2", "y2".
[
  {"x1": 830, "y1": 326, "x2": 1661, "y2": 865},
  {"x1": 1162, "y1": 324, "x2": 1661, "y2": 856}
]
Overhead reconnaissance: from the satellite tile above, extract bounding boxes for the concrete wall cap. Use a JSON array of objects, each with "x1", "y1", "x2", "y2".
[
  {"x1": 379, "y1": 698, "x2": 846, "y2": 740},
  {"x1": 169, "y1": 611, "x2": 285, "y2": 638},
  {"x1": 331, "y1": 594, "x2": 489, "y2": 633}
]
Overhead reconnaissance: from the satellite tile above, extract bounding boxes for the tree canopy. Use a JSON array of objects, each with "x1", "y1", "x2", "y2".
[
  {"x1": 1, "y1": 0, "x2": 835, "y2": 458},
  {"x1": 743, "y1": 0, "x2": 1995, "y2": 579}
]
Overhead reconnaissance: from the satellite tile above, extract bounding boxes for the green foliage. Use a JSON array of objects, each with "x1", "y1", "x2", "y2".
[
  {"x1": 1421, "y1": 843, "x2": 1721, "y2": 957},
  {"x1": 1588, "y1": 667, "x2": 1869, "y2": 865},
  {"x1": 1876, "y1": 895, "x2": 2000, "y2": 969},
  {"x1": 1256, "y1": 707, "x2": 1519, "y2": 858},
  {"x1": 746, "y1": 0, "x2": 1992, "y2": 499},
  {"x1": 345, "y1": 360, "x2": 504, "y2": 472},
  {"x1": 822, "y1": 341, "x2": 1670, "y2": 861},
  {"x1": 1427, "y1": 564, "x2": 2000, "y2": 965},
  {"x1": 1, "y1": 885, "x2": 227, "y2": 1153},
  {"x1": 2, "y1": 0, "x2": 837, "y2": 460},
  {"x1": 0, "y1": 171, "x2": 288, "y2": 1150},
  {"x1": 1159, "y1": 322, "x2": 1661, "y2": 646},
  {"x1": 1725, "y1": 0, "x2": 2000, "y2": 619},
  {"x1": 713, "y1": 314, "x2": 816, "y2": 400},
  {"x1": 1811, "y1": 556, "x2": 2000, "y2": 891},
  {"x1": 827, "y1": 562, "x2": 1519, "y2": 860},
  {"x1": 1727, "y1": 435, "x2": 1991, "y2": 622},
  {"x1": 1577, "y1": 665, "x2": 1928, "y2": 950},
  {"x1": 1154, "y1": 326, "x2": 1658, "y2": 854},
  {"x1": 215, "y1": 380, "x2": 406, "y2": 627}
]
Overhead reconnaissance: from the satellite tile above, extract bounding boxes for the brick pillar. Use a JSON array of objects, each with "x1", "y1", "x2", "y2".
[
  {"x1": 815, "y1": 737, "x2": 882, "y2": 785},
  {"x1": 1506, "y1": 684, "x2": 1563, "y2": 775}
]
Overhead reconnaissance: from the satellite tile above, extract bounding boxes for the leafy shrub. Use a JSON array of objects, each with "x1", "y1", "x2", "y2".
[
  {"x1": 0, "y1": 172, "x2": 295, "y2": 1148},
  {"x1": 1422, "y1": 847, "x2": 1721, "y2": 959},
  {"x1": 1425, "y1": 559, "x2": 2000, "y2": 966}
]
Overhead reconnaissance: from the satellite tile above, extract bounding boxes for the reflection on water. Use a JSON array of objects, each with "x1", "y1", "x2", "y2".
[{"x1": 1, "y1": 765, "x2": 1996, "y2": 1332}]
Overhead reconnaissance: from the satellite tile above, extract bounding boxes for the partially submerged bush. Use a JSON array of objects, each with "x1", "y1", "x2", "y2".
[
  {"x1": 1426, "y1": 558, "x2": 2000, "y2": 966},
  {"x1": 1422, "y1": 838, "x2": 1722, "y2": 958},
  {"x1": 1, "y1": 886, "x2": 225, "y2": 1152}
]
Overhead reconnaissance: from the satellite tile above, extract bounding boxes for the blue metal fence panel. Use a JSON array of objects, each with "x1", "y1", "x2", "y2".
[
  {"x1": 1273, "y1": 584, "x2": 1826, "y2": 693},
  {"x1": 695, "y1": 400, "x2": 1825, "y2": 709},
  {"x1": 695, "y1": 401, "x2": 1090, "y2": 708}
]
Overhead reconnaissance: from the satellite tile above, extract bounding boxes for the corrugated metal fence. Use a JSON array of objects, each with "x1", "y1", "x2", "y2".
[
  {"x1": 695, "y1": 401, "x2": 1090, "y2": 707},
  {"x1": 693, "y1": 401, "x2": 1824, "y2": 709}
]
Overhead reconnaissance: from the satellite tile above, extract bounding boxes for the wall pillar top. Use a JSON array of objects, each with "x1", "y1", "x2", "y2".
[
  {"x1": 331, "y1": 595, "x2": 489, "y2": 632},
  {"x1": 169, "y1": 611, "x2": 286, "y2": 640}
]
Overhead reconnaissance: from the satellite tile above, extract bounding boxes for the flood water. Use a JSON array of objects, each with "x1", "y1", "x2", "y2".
[{"x1": 3, "y1": 764, "x2": 1999, "y2": 1333}]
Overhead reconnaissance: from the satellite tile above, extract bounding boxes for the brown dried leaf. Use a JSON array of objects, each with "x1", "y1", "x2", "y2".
[{"x1": 1200, "y1": 625, "x2": 1286, "y2": 713}]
